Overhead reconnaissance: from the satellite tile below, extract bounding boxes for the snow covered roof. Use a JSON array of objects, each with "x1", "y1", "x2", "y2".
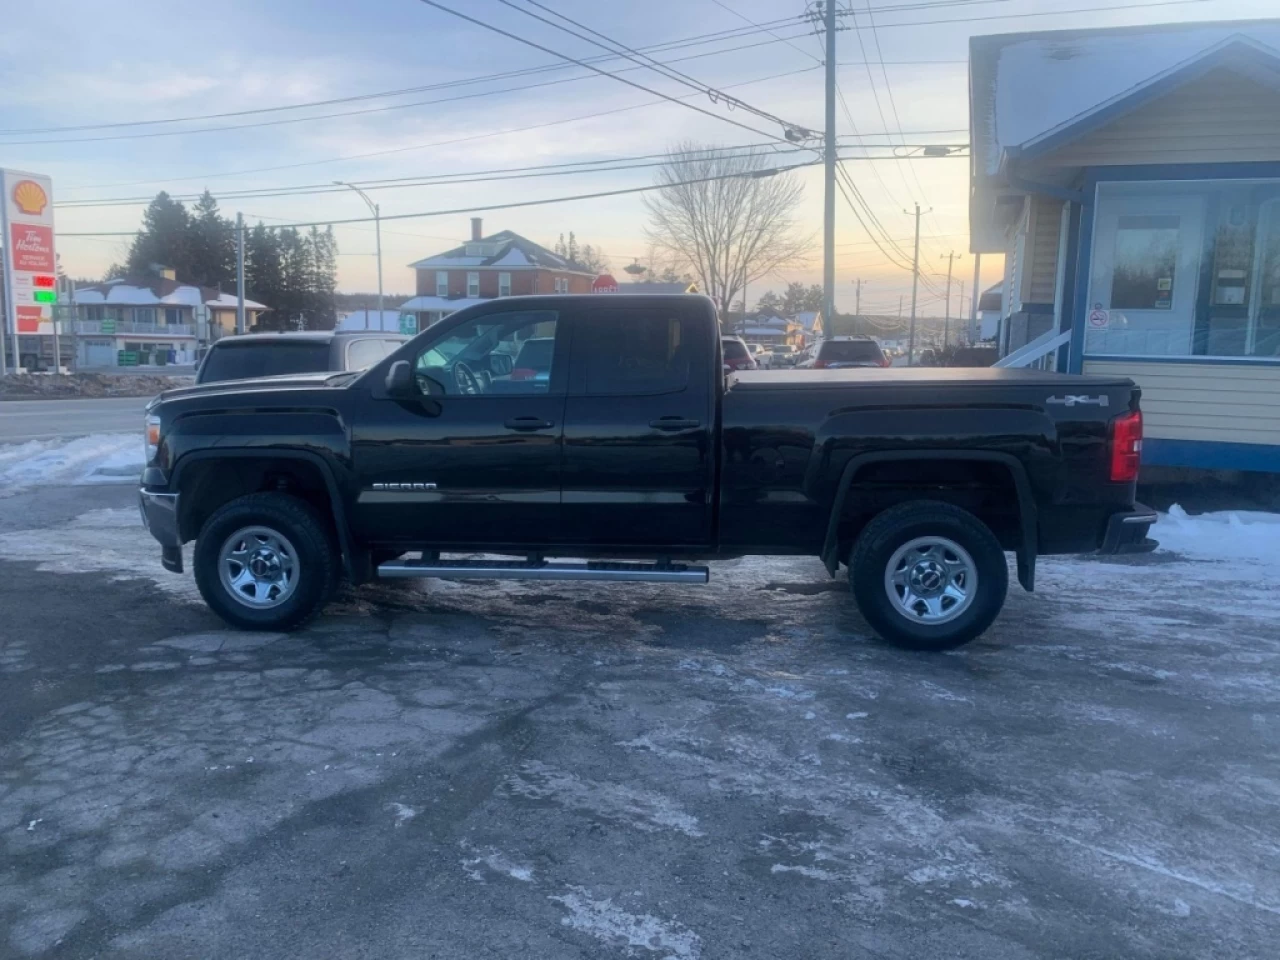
[
  {"x1": 791, "y1": 311, "x2": 822, "y2": 332},
  {"x1": 624, "y1": 281, "x2": 699, "y2": 295},
  {"x1": 337, "y1": 309, "x2": 409, "y2": 332},
  {"x1": 408, "y1": 230, "x2": 595, "y2": 274},
  {"x1": 969, "y1": 19, "x2": 1280, "y2": 250},
  {"x1": 74, "y1": 276, "x2": 266, "y2": 310},
  {"x1": 741, "y1": 326, "x2": 791, "y2": 337},
  {"x1": 398, "y1": 295, "x2": 488, "y2": 313}
]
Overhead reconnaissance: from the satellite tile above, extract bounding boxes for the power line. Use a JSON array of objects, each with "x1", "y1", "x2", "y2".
[
  {"x1": 3, "y1": 30, "x2": 825, "y2": 147},
  {"x1": 58, "y1": 64, "x2": 819, "y2": 193},
  {"x1": 506, "y1": 0, "x2": 815, "y2": 137},
  {"x1": 59, "y1": 157, "x2": 825, "y2": 237},
  {"x1": 412, "y1": 0, "x2": 792, "y2": 144},
  {"x1": 836, "y1": 0, "x2": 1214, "y2": 31},
  {"x1": 0, "y1": 17, "x2": 803, "y2": 137},
  {"x1": 706, "y1": 0, "x2": 822, "y2": 63}
]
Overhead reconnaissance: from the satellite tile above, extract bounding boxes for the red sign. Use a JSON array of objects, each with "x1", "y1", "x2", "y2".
[
  {"x1": 592, "y1": 273, "x2": 619, "y2": 293},
  {"x1": 10, "y1": 223, "x2": 54, "y2": 272},
  {"x1": 16, "y1": 306, "x2": 42, "y2": 333}
]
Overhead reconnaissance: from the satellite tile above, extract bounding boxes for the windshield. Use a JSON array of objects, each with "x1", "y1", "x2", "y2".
[
  {"x1": 197, "y1": 341, "x2": 331, "y2": 383},
  {"x1": 819, "y1": 340, "x2": 883, "y2": 364}
]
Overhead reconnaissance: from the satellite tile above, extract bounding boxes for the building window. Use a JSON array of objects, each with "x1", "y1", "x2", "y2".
[
  {"x1": 164, "y1": 308, "x2": 181, "y2": 326},
  {"x1": 134, "y1": 307, "x2": 156, "y2": 325},
  {"x1": 1085, "y1": 179, "x2": 1280, "y2": 359},
  {"x1": 436, "y1": 271, "x2": 448, "y2": 297},
  {"x1": 467, "y1": 272, "x2": 480, "y2": 298},
  {"x1": 499, "y1": 272, "x2": 511, "y2": 297},
  {"x1": 554, "y1": 277, "x2": 568, "y2": 294}
]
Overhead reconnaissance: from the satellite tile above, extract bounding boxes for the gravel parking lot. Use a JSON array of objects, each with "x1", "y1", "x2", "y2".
[{"x1": 1, "y1": 482, "x2": 1279, "y2": 959}]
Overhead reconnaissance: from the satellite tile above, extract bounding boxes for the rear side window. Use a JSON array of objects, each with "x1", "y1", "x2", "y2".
[
  {"x1": 579, "y1": 311, "x2": 692, "y2": 395},
  {"x1": 346, "y1": 339, "x2": 389, "y2": 371},
  {"x1": 197, "y1": 341, "x2": 331, "y2": 383},
  {"x1": 819, "y1": 340, "x2": 883, "y2": 364},
  {"x1": 721, "y1": 340, "x2": 749, "y2": 361}
]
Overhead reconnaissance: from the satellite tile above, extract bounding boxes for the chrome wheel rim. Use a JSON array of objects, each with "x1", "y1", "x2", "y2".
[
  {"x1": 217, "y1": 526, "x2": 299, "y2": 609},
  {"x1": 884, "y1": 536, "x2": 977, "y2": 625}
]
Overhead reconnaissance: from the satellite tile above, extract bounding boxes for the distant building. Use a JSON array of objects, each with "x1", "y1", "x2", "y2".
[
  {"x1": 337, "y1": 309, "x2": 411, "y2": 333},
  {"x1": 977, "y1": 284, "x2": 1002, "y2": 341},
  {"x1": 791, "y1": 310, "x2": 824, "y2": 344},
  {"x1": 737, "y1": 313, "x2": 802, "y2": 346},
  {"x1": 400, "y1": 218, "x2": 597, "y2": 328},
  {"x1": 624, "y1": 280, "x2": 700, "y2": 295},
  {"x1": 72, "y1": 268, "x2": 265, "y2": 368}
]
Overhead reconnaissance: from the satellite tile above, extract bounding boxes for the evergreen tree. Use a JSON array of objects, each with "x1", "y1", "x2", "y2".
[
  {"x1": 187, "y1": 190, "x2": 235, "y2": 289},
  {"x1": 245, "y1": 223, "x2": 284, "y2": 328},
  {"x1": 755, "y1": 290, "x2": 783, "y2": 316},
  {"x1": 126, "y1": 192, "x2": 191, "y2": 277}
]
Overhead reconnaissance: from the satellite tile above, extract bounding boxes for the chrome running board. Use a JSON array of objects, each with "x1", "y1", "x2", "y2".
[{"x1": 377, "y1": 557, "x2": 709, "y2": 584}]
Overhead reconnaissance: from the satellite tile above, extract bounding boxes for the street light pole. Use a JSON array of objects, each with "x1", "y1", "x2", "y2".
[{"x1": 335, "y1": 181, "x2": 383, "y2": 329}]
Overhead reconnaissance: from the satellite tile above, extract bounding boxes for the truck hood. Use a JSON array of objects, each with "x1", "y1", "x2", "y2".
[{"x1": 150, "y1": 372, "x2": 351, "y2": 407}]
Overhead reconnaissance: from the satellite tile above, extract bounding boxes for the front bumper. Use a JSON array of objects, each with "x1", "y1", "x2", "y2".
[
  {"x1": 139, "y1": 488, "x2": 183, "y2": 573},
  {"x1": 1099, "y1": 503, "x2": 1159, "y2": 555}
]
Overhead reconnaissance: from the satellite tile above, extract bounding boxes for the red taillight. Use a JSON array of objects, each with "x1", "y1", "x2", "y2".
[
  {"x1": 1109, "y1": 410, "x2": 1143, "y2": 483},
  {"x1": 511, "y1": 368, "x2": 536, "y2": 380},
  {"x1": 878, "y1": 356, "x2": 891, "y2": 368},
  {"x1": 813, "y1": 359, "x2": 827, "y2": 369}
]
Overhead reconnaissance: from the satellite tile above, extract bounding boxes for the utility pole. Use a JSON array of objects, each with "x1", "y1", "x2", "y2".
[
  {"x1": 821, "y1": 0, "x2": 837, "y2": 333},
  {"x1": 969, "y1": 252, "x2": 982, "y2": 344},
  {"x1": 854, "y1": 277, "x2": 862, "y2": 317},
  {"x1": 957, "y1": 280, "x2": 966, "y2": 345},
  {"x1": 235, "y1": 212, "x2": 246, "y2": 335},
  {"x1": 941, "y1": 250, "x2": 959, "y2": 348},
  {"x1": 906, "y1": 203, "x2": 923, "y2": 365},
  {"x1": 336, "y1": 181, "x2": 383, "y2": 329}
]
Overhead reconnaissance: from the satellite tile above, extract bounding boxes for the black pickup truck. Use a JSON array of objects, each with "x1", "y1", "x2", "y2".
[{"x1": 140, "y1": 294, "x2": 1155, "y2": 650}]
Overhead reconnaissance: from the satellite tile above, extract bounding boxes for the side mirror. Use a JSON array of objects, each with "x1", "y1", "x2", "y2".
[
  {"x1": 723, "y1": 363, "x2": 733, "y2": 374},
  {"x1": 385, "y1": 360, "x2": 414, "y2": 397},
  {"x1": 490, "y1": 353, "x2": 514, "y2": 377}
]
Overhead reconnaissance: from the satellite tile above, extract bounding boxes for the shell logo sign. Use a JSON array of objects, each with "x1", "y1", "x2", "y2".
[{"x1": 11, "y1": 179, "x2": 48, "y2": 216}]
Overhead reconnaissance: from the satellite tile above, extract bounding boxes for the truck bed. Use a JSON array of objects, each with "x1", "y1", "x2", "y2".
[{"x1": 729, "y1": 367, "x2": 1134, "y2": 390}]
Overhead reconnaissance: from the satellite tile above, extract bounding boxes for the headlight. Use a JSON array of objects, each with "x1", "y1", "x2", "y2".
[{"x1": 144, "y1": 414, "x2": 161, "y2": 463}]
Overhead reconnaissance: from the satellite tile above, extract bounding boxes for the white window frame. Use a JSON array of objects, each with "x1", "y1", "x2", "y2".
[
  {"x1": 498, "y1": 272, "x2": 511, "y2": 297},
  {"x1": 467, "y1": 272, "x2": 480, "y2": 298},
  {"x1": 436, "y1": 271, "x2": 448, "y2": 297}
]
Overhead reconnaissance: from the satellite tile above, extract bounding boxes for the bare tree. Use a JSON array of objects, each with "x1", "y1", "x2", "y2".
[{"x1": 644, "y1": 141, "x2": 809, "y2": 315}]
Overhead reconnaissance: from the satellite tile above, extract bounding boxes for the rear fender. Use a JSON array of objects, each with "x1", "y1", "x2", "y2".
[{"x1": 820, "y1": 449, "x2": 1038, "y2": 592}]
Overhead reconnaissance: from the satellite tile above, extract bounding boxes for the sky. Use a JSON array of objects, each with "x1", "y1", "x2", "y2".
[{"x1": 0, "y1": 0, "x2": 1272, "y2": 317}]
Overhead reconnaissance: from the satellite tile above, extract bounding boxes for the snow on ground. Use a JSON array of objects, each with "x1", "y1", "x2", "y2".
[
  {"x1": 1157, "y1": 504, "x2": 1280, "y2": 564},
  {"x1": 0, "y1": 434, "x2": 143, "y2": 497}
]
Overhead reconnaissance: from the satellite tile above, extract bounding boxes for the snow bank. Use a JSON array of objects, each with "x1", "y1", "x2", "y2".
[
  {"x1": 0, "y1": 434, "x2": 143, "y2": 496},
  {"x1": 1156, "y1": 505, "x2": 1280, "y2": 566}
]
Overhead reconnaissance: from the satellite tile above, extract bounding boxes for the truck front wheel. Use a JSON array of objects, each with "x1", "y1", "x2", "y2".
[
  {"x1": 193, "y1": 493, "x2": 340, "y2": 631},
  {"x1": 849, "y1": 501, "x2": 1008, "y2": 651}
]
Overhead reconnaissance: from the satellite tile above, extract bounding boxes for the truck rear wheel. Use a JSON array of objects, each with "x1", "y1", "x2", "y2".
[
  {"x1": 193, "y1": 493, "x2": 340, "y2": 631},
  {"x1": 849, "y1": 500, "x2": 1007, "y2": 651}
]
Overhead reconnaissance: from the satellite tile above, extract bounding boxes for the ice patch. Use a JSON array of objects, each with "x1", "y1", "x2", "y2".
[
  {"x1": 461, "y1": 845, "x2": 534, "y2": 883},
  {"x1": 0, "y1": 434, "x2": 142, "y2": 497},
  {"x1": 771, "y1": 863, "x2": 841, "y2": 881},
  {"x1": 387, "y1": 802, "x2": 416, "y2": 826},
  {"x1": 506, "y1": 761, "x2": 703, "y2": 837},
  {"x1": 550, "y1": 887, "x2": 701, "y2": 958}
]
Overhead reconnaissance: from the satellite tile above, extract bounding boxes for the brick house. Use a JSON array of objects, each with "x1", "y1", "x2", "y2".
[{"x1": 400, "y1": 218, "x2": 597, "y2": 327}]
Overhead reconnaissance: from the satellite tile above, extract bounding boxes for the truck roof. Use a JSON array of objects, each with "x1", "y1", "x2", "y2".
[{"x1": 730, "y1": 367, "x2": 1134, "y2": 388}]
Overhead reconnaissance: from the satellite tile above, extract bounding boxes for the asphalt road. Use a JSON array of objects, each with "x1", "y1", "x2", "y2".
[
  {"x1": 1, "y1": 482, "x2": 1278, "y2": 959},
  {"x1": 0, "y1": 398, "x2": 148, "y2": 442}
]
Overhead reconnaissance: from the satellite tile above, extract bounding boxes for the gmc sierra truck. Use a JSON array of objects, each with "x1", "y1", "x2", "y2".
[{"x1": 140, "y1": 294, "x2": 1155, "y2": 650}]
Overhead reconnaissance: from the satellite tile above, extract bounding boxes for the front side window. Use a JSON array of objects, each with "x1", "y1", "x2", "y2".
[
  {"x1": 414, "y1": 310, "x2": 559, "y2": 396},
  {"x1": 436, "y1": 271, "x2": 448, "y2": 297},
  {"x1": 467, "y1": 272, "x2": 480, "y2": 298},
  {"x1": 579, "y1": 311, "x2": 693, "y2": 396},
  {"x1": 498, "y1": 272, "x2": 511, "y2": 297}
]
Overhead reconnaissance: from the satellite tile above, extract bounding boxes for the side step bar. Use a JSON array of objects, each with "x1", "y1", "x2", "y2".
[{"x1": 377, "y1": 557, "x2": 709, "y2": 584}]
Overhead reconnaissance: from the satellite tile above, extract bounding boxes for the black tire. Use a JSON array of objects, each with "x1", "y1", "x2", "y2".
[
  {"x1": 849, "y1": 500, "x2": 1008, "y2": 651},
  {"x1": 193, "y1": 493, "x2": 340, "y2": 631}
]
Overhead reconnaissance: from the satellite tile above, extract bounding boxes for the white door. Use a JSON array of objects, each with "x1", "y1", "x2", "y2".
[{"x1": 1087, "y1": 195, "x2": 1204, "y2": 356}]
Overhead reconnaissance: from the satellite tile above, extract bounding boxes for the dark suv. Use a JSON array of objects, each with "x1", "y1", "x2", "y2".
[
  {"x1": 197, "y1": 332, "x2": 408, "y2": 384},
  {"x1": 811, "y1": 338, "x2": 890, "y2": 369}
]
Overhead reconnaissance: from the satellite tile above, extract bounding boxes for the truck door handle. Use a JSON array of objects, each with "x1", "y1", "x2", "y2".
[
  {"x1": 504, "y1": 417, "x2": 555, "y2": 431},
  {"x1": 649, "y1": 417, "x2": 701, "y2": 431}
]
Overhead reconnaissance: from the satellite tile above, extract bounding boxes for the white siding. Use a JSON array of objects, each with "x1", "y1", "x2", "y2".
[
  {"x1": 1083, "y1": 360, "x2": 1280, "y2": 445},
  {"x1": 1047, "y1": 68, "x2": 1280, "y2": 168}
]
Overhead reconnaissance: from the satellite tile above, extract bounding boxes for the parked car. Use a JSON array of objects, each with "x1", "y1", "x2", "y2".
[
  {"x1": 769, "y1": 344, "x2": 800, "y2": 367},
  {"x1": 196, "y1": 332, "x2": 409, "y2": 385},
  {"x1": 140, "y1": 294, "x2": 1154, "y2": 651},
  {"x1": 721, "y1": 336, "x2": 758, "y2": 371},
  {"x1": 811, "y1": 337, "x2": 891, "y2": 369}
]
